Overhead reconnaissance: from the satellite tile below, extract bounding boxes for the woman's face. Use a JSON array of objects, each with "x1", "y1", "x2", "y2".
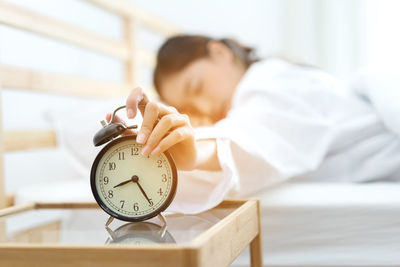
[{"x1": 158, "y1": 42, "x2": 246, "y2": 126}]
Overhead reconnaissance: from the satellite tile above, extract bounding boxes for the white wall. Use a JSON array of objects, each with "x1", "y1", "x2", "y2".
[
  {"x1": 365, "y1": 0, "x2": 400, "y2": 73},
  {"x1": 128, "y1": 0, "x2": 399, "y2": 79},
  {"x1": 129, "y1": 0, "x2": 283, "y2": 58}
]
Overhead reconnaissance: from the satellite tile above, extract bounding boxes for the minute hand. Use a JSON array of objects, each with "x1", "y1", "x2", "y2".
[{"x1": 134, "y1": 181, "x2": 152, "y2": 205}]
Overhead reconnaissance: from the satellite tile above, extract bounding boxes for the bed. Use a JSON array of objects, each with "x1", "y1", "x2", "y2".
[
  {"x1": 232, "y1": 182, "x2": 400, "y2": 266},
  {"x1": 1, "y1": 1, "x2": 400, "y2": 267}
]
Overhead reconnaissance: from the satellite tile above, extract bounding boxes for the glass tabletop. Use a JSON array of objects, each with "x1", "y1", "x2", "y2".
[{"x1": 0, "y1": 203, "x2": 238, "y2": 246}]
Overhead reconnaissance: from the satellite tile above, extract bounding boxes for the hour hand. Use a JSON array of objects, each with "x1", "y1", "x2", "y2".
[{"x1": 113, "y1": 178, "x2": 132, "y2": 188}]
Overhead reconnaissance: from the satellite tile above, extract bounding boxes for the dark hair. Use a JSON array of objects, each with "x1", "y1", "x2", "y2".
[{"x1": 153, "y1": 34, "x2": 259, "y2": 95}]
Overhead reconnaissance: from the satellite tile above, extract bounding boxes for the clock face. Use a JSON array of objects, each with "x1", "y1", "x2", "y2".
[{"x1": 90, "y1": 135, "x2": 177, "y2": 222}]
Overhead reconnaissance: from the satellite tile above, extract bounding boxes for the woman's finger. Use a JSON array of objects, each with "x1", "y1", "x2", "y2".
[
  {"x1": 141, "y1": 114, "x2": 189, "y2": 156},
  {"x1": 121, "y1": 129, "x2": 137, "y2": 136},
  {"x1": 126, "y1": 87, "x2": 150, "y2": 119},
  {"x1": 149, "y1": 127, "x2": 192, "y2": 156},
  {"x1": 126, "y1": 86, "x2": 177, "y2": 123},
  {"x1": 137, "y1": 102, "x2": 159, "y2": 144}
]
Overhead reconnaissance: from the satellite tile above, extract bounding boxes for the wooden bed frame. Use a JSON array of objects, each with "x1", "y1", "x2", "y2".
[{"x1": 0, "y1": 0, "x2": 180, "y2": 208}]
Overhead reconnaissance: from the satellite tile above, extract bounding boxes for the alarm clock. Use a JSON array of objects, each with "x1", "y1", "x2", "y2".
[{"x1": 90, "y1": 105, "x2": 178, "y2": 225}]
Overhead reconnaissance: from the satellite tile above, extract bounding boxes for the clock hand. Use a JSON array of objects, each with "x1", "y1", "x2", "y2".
[
  {"x1": 113, "y1": 178, "x2": 133, "y2": 188},
  {"x1": 133, "y1": 179, "x2": 152, "y2": 205}
]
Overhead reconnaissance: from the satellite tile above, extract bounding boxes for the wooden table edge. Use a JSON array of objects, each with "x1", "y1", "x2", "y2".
[{"x1": 0, "y1": 199, "x2": 263, "y2": 267}]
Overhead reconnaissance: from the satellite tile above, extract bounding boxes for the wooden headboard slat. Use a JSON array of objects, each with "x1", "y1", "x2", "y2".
[
  {"x1": 4, "y1": 130, "x2": 56, "y2": 152},
  {"x1": 0, "y1": 0, "x2": 130, "y2": 60},
  {"x1": 0, "y1": 65, "x2": 131, "y2": 98},
  {"x1": 86, "y1": 0, "x2": 180, "y2": 36},
  {"x1": 5, "y1": 194, "x2": 14, "y2": 207},
  {"x1": 0, "y1": 71, "x2": 4, "y2": 208}
]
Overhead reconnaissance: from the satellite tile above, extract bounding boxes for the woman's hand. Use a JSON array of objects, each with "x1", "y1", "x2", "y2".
[{"x1": 106, "y1": 87, "x2": 197, "y2": 171}]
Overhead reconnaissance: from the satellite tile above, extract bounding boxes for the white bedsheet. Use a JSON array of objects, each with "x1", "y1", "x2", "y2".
[
  {"x1": 234, "y1": 182, "x2": 400, "y2": 266},
  {"x1": 15, "y1": 181, "x2": 400, "y2": 266}
]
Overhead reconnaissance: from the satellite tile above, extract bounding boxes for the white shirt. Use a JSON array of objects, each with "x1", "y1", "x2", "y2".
[{"x1": 168, "y1": 59, "x2": 400, "y2": 214}]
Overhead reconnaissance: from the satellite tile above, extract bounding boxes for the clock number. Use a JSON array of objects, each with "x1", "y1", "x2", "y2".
[
  {"x1": 157, "y1": 160, "x2": 163, "y2": 168},
  {"x1": 161, "y1": 174, "x2": 167, "y2": 182},
  {"x1": 118, "y1": 152, "x2": 125, "y2": 160},
  {"x1": 103, "y1": 176, "x2": 109, "y2": 185},
  {"x1": 157, "y1": 188, "x2": 163, "y2": 196},
  {"x1": 131, "y1": 147, "x2": 139, "y2": 156},
  {"x1": 133, "y1": 203, "x2": 139, "y2": 211},
  {"x1": 109, "y1": 162, "x2": 116, "y2": 170},
  {"x1": 149, "y1": 198, "x2": 154, "y2": 207},
  {"x1": 108, "y1": 190, "x2": 113, "y2": 198},
  {"x1": 120, "y1": 200, "x2": 125, "y2": 209}
]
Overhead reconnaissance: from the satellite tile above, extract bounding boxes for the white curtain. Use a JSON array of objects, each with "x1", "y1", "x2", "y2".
[{"x1": 279, "y1": 0, "x2": 367, "y2": 79}]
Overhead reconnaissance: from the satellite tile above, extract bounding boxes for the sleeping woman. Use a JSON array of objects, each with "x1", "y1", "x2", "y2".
[{"x1": 108, "y1": 34, "x2": 400, "y2": 212}]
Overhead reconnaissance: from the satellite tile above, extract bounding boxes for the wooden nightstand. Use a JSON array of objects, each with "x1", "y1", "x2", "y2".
[{"x1": 0, "y1": 199, "x2": 262, "y2": 267}]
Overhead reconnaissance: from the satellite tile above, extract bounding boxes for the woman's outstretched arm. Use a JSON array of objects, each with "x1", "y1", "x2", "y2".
[{"x1": 108, "y1": 87, "x2": 221, "y2": 172}]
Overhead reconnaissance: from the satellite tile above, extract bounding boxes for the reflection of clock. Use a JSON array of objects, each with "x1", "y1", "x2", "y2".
[
  {"x1": 90, "y1": 106, "x2": 178, "y2": 225},
  {"x1": 105, "y1": 222, "x2": 176, "y2": 245}
]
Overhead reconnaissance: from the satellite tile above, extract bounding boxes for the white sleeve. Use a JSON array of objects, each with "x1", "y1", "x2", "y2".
[
  {"x1": 211, "y1": 89, "x2": 335, "y2": 197},
  {"x1": 167, "y1": 88, "x2": 335, "y2": 214},
  {"x1": 166, "y1": 130, "x2": 238, "y2": 215}
]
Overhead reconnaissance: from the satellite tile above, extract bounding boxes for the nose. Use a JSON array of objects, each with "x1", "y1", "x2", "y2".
[{"x1": 189, "y1": 97, "x2": 215, "y2": 118}]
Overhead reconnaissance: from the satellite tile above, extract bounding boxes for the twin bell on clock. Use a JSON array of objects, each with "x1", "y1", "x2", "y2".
[{"x1": 90, "y1": 105, "x2": 178, "y2": 226}]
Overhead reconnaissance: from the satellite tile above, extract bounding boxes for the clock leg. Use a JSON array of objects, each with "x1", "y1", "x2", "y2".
[
  {"x1": 157, "y1": 213, "x2": 167, "y2": 238},
  {"x1": 105, "y1": 216, "x2": 114, "y2": 227}
]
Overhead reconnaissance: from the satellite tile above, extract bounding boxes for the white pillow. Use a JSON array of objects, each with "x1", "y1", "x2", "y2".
[
  {"x1": 350, "y1": 67, "x2": 400, "y2": 136},
  {"x1": 44, "y1": 97, "x2": 143, "y2": 179}
]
